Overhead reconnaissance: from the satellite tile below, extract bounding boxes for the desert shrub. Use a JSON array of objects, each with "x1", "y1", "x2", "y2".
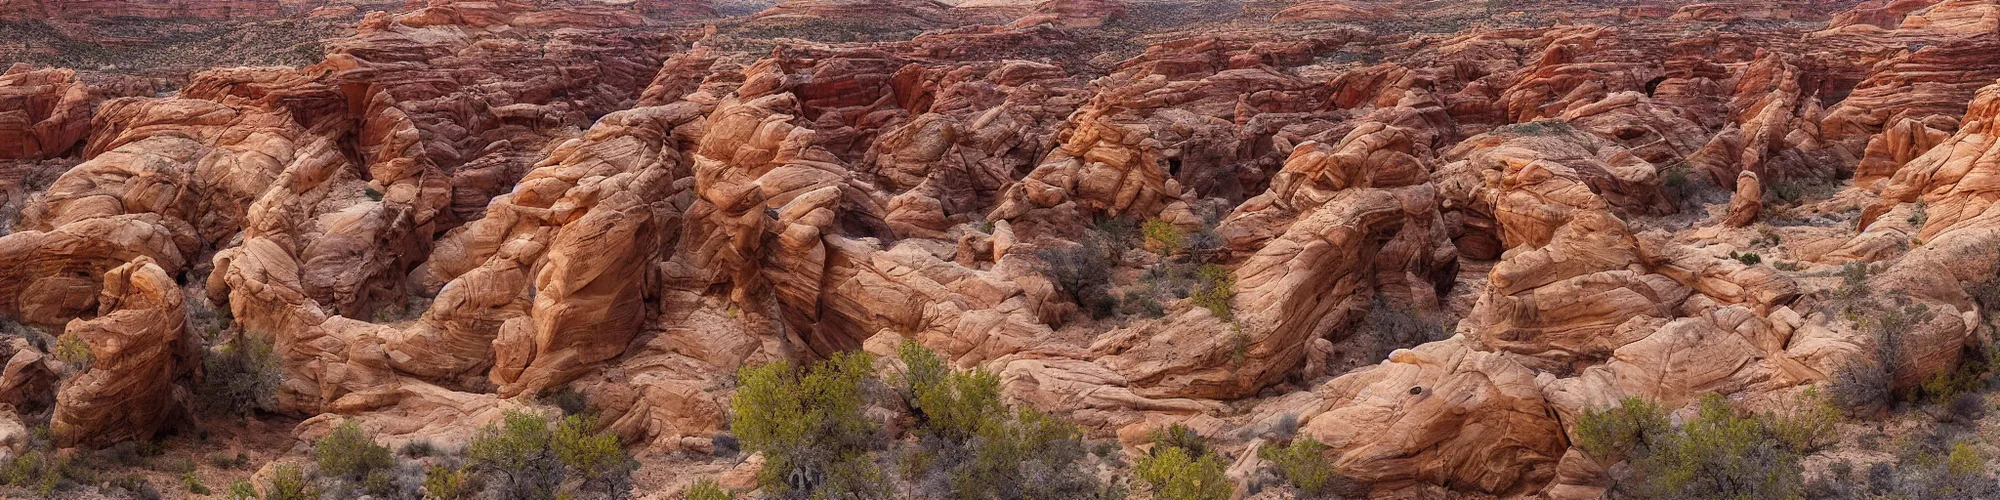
[
  {"x1": 1947, "y1": 441, "x2": 1983, "y2": 476},
  {"x1": 1270, "y1": 413, "x2": 1299, "y2": 442},
  {"x1": 1182, "y1": 229, "x2": 1225, "y2": 264},
  {"x1": 712, "y1": 433, "x2": 741, "y2": 456},
  {"x1": 2, "y1": 450, "x2": 65, "y2": 495},
  {"x1": 1860, "y1": 433, "x2": 2000, "y2": 498},
  {"x1": 540, "y1": 386, "x2": 590, "y2": 416},
  {"x1": 1495, "y1": 120, "x2": 1574, "y2": 137},
  {"x1": 1765, "y1": 388, "x2": 1840, "y2": 453},
  {"x1": 1630, "y1": 394, "x2": 1806, "y2": 499},
  {"x1": 362, "y1": 469, "x2": 398, "y2": 497},
  {"x1": 1134, "y1": 446, "x2": 1229, "y2": 500},
  {"x1": 182, "y1": 470, "x2": 210, "y2": 495},
  {"x1": 1149, "y1": 423, "x2": 1210, "y2": 459},
  {"x1": 1092, "y1": 216, "x2": 1140, "y2": 252},
  {"x1": 1191, "y1": 264, "x2": 1235, "y2": 321},
  {"x1": 1037, "y1": 241, "x2": 1118, "y2": 319},
  {"x1": 1730, "y1": 251, "x2": 1762, "y2": 265},
  {"x1": 1835, "y1": 261, "x2": 1871, "y2": 303},
  {"x1": 1908, "y1": 200, "x2": 1929, "y2": 227},
  {"x1": 1574, "y1": 397, "x2": 1669, "y2": 459},
  {"x1": 896, "y1": 341, "x2": 1109, "y2": 499},
  {"x1": 1579, "y1": 394, "x2": 1831, "y2": 498},
  {"x1": 1831, "y1": 360, "x2": 1892, "y2": 418},
  {"x1": 227, "y1": 479, "x2": 257, "y2": 500},
  {"x1": 200, "y1": 330, "x2": 282, "y2": 415},
  {"x1": 1753, "y1": 226, "x2": 1782, "y2": 247},
  {"x1": 467, "y1": 411, "x2": 563, "y2": 500},
  {"x1": 1142, "y1": 218, "x2": 1186, "y2": 254},
  {"x1": 687, "y1": 479, "x2": 733, "y2": 500},
  {"x1": 1919, "y1": 351, "x2": 1991, "y2": 406},
  {"x1": 53, "y1": 332, "x2": 91, "y2": 373},
  {"x1": 732, "y1": 351, "x2": 886, "y2": 498},
  {"x1": 900, "y1": 341, "x2": 997, "y2": 442},
  {"x1": 424, "y1": 465, "x2": 468, "y2": 500},
  {"x1": 553, "y1": 414, "x2": 634, "y2": 495},
  {"x1": 1229, "y1": 329, "x2": 1251, "y2": 368},
  {"x1": 267, "y1": 463, "x2": 319, "y2": 500},
  {"x1": 1361, "y1": 296, "x2": 1452, "y2": 359},
  {"x1": 210, "y1": 451, "x2": 251, "y2": 469},
  {"x1": 315, "y1": 420, "x2": 395, "y2": 481},
  {"x1": 1258, "y1": 437, "x2": 1336, "y2": 496},
  {"x1": 402, "y1": 439, "x2": 438, "y2": 458},
  {"x1": 1662, "y1": 166, "x2": 1694, "y2": 206},
  {"x1": 941, "y1": 407, "x2": 1105, "y2": 499},
  {"x1": 1971, "y1": 269, "x2": 2000, "y2": 326},
  {"x1": 106, "y1": 473, "x2": 161, "y2": 500},
  {"x1": 1120, "y1": 289, "x2": 1165, "y2": 318},
  {"x1": 1945, "y1": 392, "x2": 1988, "y2": 423},
  {"x1": 102, "y1": 440, "x2": 159, "y2": 467},
  {"x1": 1833, "y1": 299, "x2": 1932, "y2": 415},
  {"x1": 1866, "y1": 462, "x2": 1894, "y2": 494}
]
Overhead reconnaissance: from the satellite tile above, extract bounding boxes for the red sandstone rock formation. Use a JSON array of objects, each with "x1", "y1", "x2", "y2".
[
  {"x1": 50, "y1": 256, "x2": 192, "y2": 447},
  {"x1": 9, "y1": 1, "x2": 2000, "y2": 498}
]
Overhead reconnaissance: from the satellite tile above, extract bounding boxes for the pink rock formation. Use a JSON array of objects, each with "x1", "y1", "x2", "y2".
[{"x1": 50, "y1": 257, "x2": 191, "y2": 447}]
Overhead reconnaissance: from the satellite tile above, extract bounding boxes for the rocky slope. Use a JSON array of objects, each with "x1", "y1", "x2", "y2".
[{"x1": 8, "y1": 0, "x2": 2000, "y2": 497}]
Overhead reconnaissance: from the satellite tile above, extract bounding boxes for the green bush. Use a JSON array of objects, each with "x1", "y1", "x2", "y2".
[
  {"x1": 315, "y1": 420, "x2": 394, "y2": 480},
  {"x1": 1835, "y1": 261, "x2": 1871, "y2": 302},
  {"x1": 227, "y1": 479, "x2": 257, "y2": 500},
  {"x1": 1630, "y1": 394, "x2": 1806, "y2": 499},
  {"x1": 1134, "y1": 446, "x2": 1230, "y2": 500},
  {"x1": 894, "y1": 341, "x2": 1110, "y2": 499},
  {"x1": 686, "y1": 479, "x2": 733, "y2": 500},
  {"x1": 1919, "y1": 353, "x2": 1991, "y2": 405},
  {"x1": 1495, "y1": 120, "x2": 1575, "y2": 137},
  {"x1": 1764, "y1": 388, "x2": 1839, "y2": 453},
  {"x1": 901, "y1": 341, "x2": 1001, "y2": 443},
  {"x1": 423, "y1": 465, "x2": 467, "y2": 500},
  {"x1": 1258, "y1": 437, "x2": 1334, "y2": 496},
  {"x1": 1142, "y1": 218, "x2": 1186, "y2": 254},
  {"x1": 1037, "y1": 241, "x2": 1118, "y2": 320},
  {"x1": 553, "y1": 414, "x2": 633, "y2": 494},
  {"x1": 732, "y1": 351, "x2": 883, "y2": 497},
  {"x1": 1574, "y1": 397, "x2": 1669, "y2": 459},
  {"x1": 1947, "y1": 441, "x2": 1983, "y2": 477},
  {"x1": 1730, "y1": 251, "x2": 1762, "y2": 265},
  {"x1": 1121, "y1": 289, "x2": 1165, "y2": 318},
  {"x1": 200, "y1": 330, "x2": 282, "y2": 415},
  {"x1": 1577, "y1": 394, "x2": 1837, "y2": 498},
  {"x1": 53, "y1": 332, "x2": 92, "y2": 373},
  {"x1": 1150, "y1": 423, "x2": 1210, "y2": 459},
  {"x1": 2, "y1": 450, "x2": 65, "y2": 495},
  {"x1": 362, "y1": 469, "x2": 396, "y2": 497},
  {"x1": 1092, "y1": 216, "x2": 1140, "y2": 252},
  {"x1": 1191, "y1": 264, "x2": 1235, "y2": 321},
  {"x1": 267, "y1": 463, "x2": 319, "y2": 500},
  {"x1": 183, "y1": 470, "x2": 210, "y2": 495},
  {"x1": 467, "y1": 411, "x2": 563, "y2": 500},
  {"x1": 927, "y1": 406, "x2": 1101, "y2": 499}
]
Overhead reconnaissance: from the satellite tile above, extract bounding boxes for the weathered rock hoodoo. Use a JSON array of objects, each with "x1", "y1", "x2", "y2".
[{"x1": 10, "y1": 0, "x2": 2000, "y2": 497}]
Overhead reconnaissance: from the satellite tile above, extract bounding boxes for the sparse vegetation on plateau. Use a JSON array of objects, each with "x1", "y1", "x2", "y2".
[{"x1": 1576, "y1": 392, "x2": 1839, "y2": 499}]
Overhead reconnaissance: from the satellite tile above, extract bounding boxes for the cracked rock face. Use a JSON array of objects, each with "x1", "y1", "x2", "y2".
[{"x1": 12, "y1": 0, "x2": 2000, "y2": 496}]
